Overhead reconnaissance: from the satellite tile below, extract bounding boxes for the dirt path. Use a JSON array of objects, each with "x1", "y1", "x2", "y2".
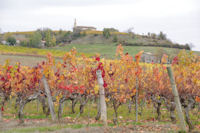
[
  {"x1": 52, "y1": 124, "x2": 178, "y2": 133},
  {"x1": 0, "y1": 119, "x2": 181, "y2": 133}
]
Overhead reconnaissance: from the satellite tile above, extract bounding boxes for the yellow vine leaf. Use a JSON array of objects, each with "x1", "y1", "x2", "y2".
[
  {"x1": 94, "y1": 85, "x2": 99, "y2": 94},
  {"x1": 161, "y1": 54, "x2": 168, "y2": 64}
]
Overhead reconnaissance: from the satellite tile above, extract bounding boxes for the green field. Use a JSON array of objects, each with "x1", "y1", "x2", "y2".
[
  {"x1": 49, "y1": 43, "x2": 198, "y2": 59},
  {"x1": 0, "y1": 54, "x2": 48, "y2": 66},
  {"x1": 0, "y1": 43, "x2": 200, "y2": 66}
]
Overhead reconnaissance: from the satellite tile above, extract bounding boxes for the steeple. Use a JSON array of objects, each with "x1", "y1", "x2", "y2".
[{"x1": 74, "y1": 18, "x2": 77, "y2": 28}]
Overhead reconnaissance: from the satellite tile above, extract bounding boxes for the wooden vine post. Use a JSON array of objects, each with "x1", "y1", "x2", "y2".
[
  {"x1": 96, "y1": 70, "x2": 107, "y2": 126},
  {"x1": 0, "y1": 94, "x2": 4, "y2": 122},
  {"x1": 167, "y1": 66, "x2": 187, "y2": 131},
  {"x1": 42, "y1": 75, "x2": 56, "y2": 121},
  {"x1": 135, "y1": 77, "x2": 139, "y2": 122}
]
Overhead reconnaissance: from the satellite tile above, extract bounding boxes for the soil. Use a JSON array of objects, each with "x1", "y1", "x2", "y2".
[{"x1": 0, "y1": 118, "x2": 181, "y2": 133}]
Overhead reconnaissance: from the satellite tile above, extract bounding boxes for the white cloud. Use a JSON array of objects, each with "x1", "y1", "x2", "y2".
[{"x1": 0, "y1": 0, "x2": 199, "y2": 50}]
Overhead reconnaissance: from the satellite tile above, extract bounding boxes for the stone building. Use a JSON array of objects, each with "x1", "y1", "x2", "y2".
[
  {"x1": 1, "y1": 40, "x2": 7, "y2": 45},
  {"x1": 141, "y1": 52, "x2": 171, "y2": 64},
  {"x1": 141, "y1": 52, "x2": 160, "y2": 63},
  {"x1": 73, "y1": 19, "x2": 96, "y2": 33}
]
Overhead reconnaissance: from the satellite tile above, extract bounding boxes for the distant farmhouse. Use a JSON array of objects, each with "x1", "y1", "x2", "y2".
[
  {"x1": 73, "y1": 19, "x2": 96, "y2": 33},
  {"x1": 1, "y1": 40, "x2": 7, "y2": 45},
  {"x1": 141, "y1": 52, "x2": 160, "y2": 63},
  {"x1": 141, "y1": 52, "x2": 170, "y2": 64}
]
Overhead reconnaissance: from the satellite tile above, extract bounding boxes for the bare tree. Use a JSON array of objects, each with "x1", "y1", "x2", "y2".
[
  {"x1": 126, "y1": 27, "x2": 134, "y2": 38},
  {"x1": 126, "y1": 27, "x2": 134, "y2": 34},
  {"x1": 188, "y1": 43, "x2": 195, "y2": 50}
]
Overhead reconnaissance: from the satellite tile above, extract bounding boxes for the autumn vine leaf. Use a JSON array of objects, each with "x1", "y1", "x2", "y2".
[
  {"x1": 135, "y1": 51, "x2": 144, "y2": 64},
  {"x1": 116, "y1": 44, "x2": 124, "y2": 57},
  {"x1": 161, "y1": 54, "x2": 168, "y2": 64}
]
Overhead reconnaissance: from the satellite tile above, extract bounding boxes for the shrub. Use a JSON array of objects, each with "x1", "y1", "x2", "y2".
[
  {"x1": 158, "y1": 31, "x2": 167, "y2": 40},
  {"x1": 151, "y1": 33, "x2": 157, "y2": 39},
  {"x1": 113, "y1": 35, "x2": 118, "y2": 42},
  {"x1": 29, "y1": 32, "x2": 42, "y2": 48},
  {"x1": 20, "y1": 40, "x2": 28, "y2": 47},
  {"x1": 103, "y1": 28, "x2": 111, "y2": 39},
  {"x1": 6, "y1": 36, "x2": 16, "y2": 45},
  {"x1": 72, "y1": 32, "x2": 81, "y2": 39}
]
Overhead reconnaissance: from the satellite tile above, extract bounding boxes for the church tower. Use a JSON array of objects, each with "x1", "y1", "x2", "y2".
[{"x1": 74, "y1": 18, "x2": 77, "y2": 28}]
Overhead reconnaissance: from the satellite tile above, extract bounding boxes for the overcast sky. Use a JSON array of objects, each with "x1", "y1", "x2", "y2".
[{"x1": 0, "y1": 0, "x2": 200, "y2": 50}]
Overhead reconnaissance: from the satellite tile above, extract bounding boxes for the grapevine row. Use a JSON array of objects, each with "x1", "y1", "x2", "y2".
[{"x1": 0, "y1": 45, "x2": 199, "y2": 131}]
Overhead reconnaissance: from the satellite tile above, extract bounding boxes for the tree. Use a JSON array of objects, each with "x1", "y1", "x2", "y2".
[
  {"x1": 58, "y1": 29, "x2": 63, "y2": 34},
  {"x1": 51, "y1": 35, "x2": 56, "y2": 47},
  {"x1": 126, "y1": 27, "x2": 134, "y2": 33},
  {"x1": 113, "y1": 35, "x2": 118, "y2": 42},
  {"x1": 56, "y1": 31, "x2": 72, "y2": 43},
  {"x1": 37, "y1": 28, "x2": 52, "y2": 40},
  {"x1": 6, "y1": 36, "x2": 16, "y2": 45},
  {"x1": 151, "y1": 33, "x2": 157, "y2": 39},
  {"x1": 158, "y1": 31, "x2": 167, "y2": 40},
  {"x1": 44, "y1": 30, "x2": 52, "y2": 47},
  {"x1": 187, "y1": 43, "x2": 194, "y2": 50},
  {"x1": 29, "y1": 32, "x2": 42, "y2": 48},
  {"x1": 103, "y1": 28, "x2": 111, "y2": 39},
  {"x1": 20, "y1": 40, "x2": 28, "y2": 47},
  {"x1": 44, "y1": 29, "x2": 57, "y2": 47},
  {"x1": 126, "y1": 27, "x2": 135, "y2": 38}
]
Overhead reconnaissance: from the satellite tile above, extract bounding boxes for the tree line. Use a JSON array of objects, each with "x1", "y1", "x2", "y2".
[{"x1": 2, "y1": 28, "x2": 72, "y2": 48}]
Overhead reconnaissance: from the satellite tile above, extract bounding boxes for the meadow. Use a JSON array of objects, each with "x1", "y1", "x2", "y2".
[{"x1": 1, "y1": 43, "x2": 198, "y2": 66}]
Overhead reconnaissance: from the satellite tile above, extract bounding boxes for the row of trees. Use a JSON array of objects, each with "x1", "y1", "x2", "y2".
[
  {"x1": 147, "y1": 31, "x2": 167, "y2": 40},
  {"x1": 102, "y1": 29, "x2": 168, "y2": 44},
  {"x1": 2, "y1": 28, "x2": 65, "y2": 48},
  {"x1": 20, "y1": 29, "x2": 56, "y2": 48},
  {"x1": 102, "y1": 28, "x2": 119, "y2": 39}
]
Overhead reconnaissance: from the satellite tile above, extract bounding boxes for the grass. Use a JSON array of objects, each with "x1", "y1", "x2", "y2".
[
  {"x1": 1, "y1": 99, "x2": 199, "y2": 133},
  {"x1": 1, "y1": 43, "x2": 200, "y2": 66},
  {"x1": 2, "y1": 43, "x2": 199, "y2": 60},
  {"x1": 0, "y1": 54, "x2": 48, "y2": 67},
  {"x1": 2, "y1": 99, "x2": 161, "y2": 121},
  {"x1": 50, "y1": 43, "x2": 193, "y2": 59},
  {"x1": 2, "y1": 99, "x2": 200, "y2": 127},
  {"x1": 1, "y1": 125, "x2": 67, "y2": 133},
  {"x1": 1, "y1": 43, "x2": 193, "y2": 66},
  {"x1": 2, "y1": 121, "x2": 153, "y2": 133},
  {"x1": 1, "y1": 122, "x2": 111, "y2": 133},
  {"x1": 2, "y1": 123, "x2": 102, "y2": 133},
  {"x1": 0, "y1": 44, "x2": 95, "y2": 58}
]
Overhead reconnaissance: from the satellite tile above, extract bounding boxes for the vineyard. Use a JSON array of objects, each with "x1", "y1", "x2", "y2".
[
  {"x1": 0, "y1": 44, "x2": 94, "y2": 58},
  {"x1": 0, "y1": 44, "x2": 200, "y2": 132}
]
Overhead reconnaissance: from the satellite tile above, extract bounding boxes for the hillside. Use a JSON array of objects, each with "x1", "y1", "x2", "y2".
[
  {"x1": 70, "y1": 33, "x2": 188, "y2": 50},
  {"x1": 1, "y1": 44, "x2": 199, "y2": 67},
  {"x1": 51, "y1": 43, "x2": 187, "y2": 59},
  {"x1": 1, "y1": 29, "x2": 190, "y2": 50},
  {"x1": 0, "y1": 29, "x2": 197, "y2": 63}
]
